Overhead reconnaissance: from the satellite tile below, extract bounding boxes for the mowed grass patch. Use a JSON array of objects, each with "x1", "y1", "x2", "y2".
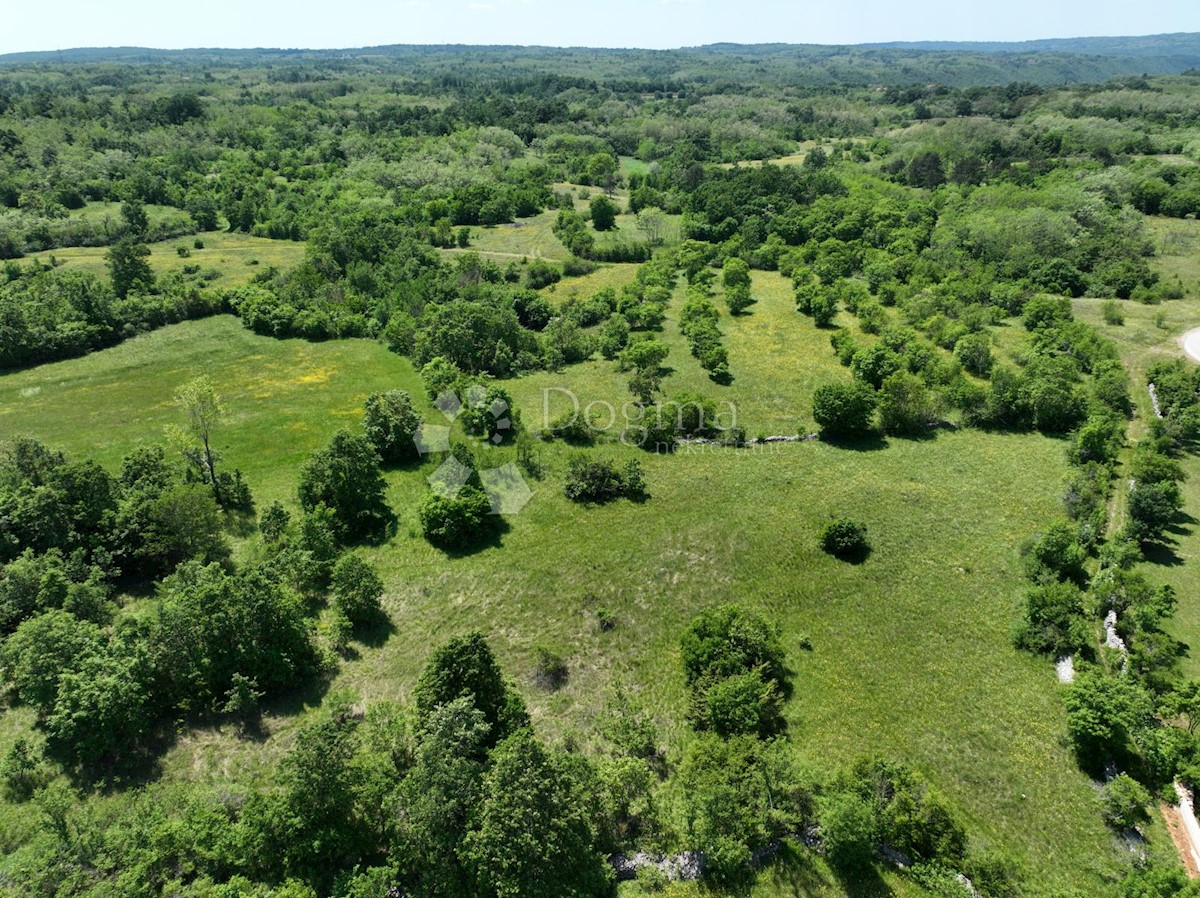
[
  {"x1": 28, "y1": 231, "x2": 307, "y2": 290},
  {"x1": 1148, "y1": 216, "x2": 1200, "y2": 295},
  {"x1": 442, "y1": 202, "x2": 678, "y2": 267},
  {"x1": 446, "y1": 211, "x2": 572, "y2": 261},
  {"x1": 544, "y1": 262, "x2": 642, "y2": 304}
]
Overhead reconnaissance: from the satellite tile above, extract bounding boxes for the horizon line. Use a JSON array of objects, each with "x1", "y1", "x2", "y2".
[{"x1": 2, "y1": 30, "x2": 1198, "y2": 58}]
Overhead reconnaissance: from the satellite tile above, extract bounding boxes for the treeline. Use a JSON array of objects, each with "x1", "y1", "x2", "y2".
[{"x1": 0, "y1": 261, "x2": 225, "y2": 369}]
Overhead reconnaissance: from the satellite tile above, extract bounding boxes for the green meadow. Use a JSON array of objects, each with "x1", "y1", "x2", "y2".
[
  {"x1": 27, "y1": 230, "x2": 308, "y2": 291},
  {"x1": 0, "y1": 283, "x2": 1131, "y2": 895}
]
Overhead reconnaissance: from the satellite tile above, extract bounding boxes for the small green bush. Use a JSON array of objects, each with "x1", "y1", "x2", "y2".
[
  {"x1": 820, "y1": 519, "x2": 871, "y2": 560},
  {"x1": 564, "y1": 454, "x2": 645, "y2": 503},
  {"x1": 533, "y1": 645, "x2": 568, "y2": 689}
]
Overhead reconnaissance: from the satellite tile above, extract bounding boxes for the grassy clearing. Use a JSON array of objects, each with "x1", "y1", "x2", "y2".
[
  {"x1": 545, "y1": 262, "x2": 643, "y2": 302},
  {"x1": 0, "y1": 295, "x2": 1131, "y2": 894},
  {"x1": 619, "y1": 156, "x2": 653, "y2": 178},
  {"x1": 443, "y1": 205, "x2": 681, "y2": 267},
  {"x1": 520, "y1": 269, "x2": 849, "y2": 436},
  {"x1": 446, "y1": 210, "x2": 573, "y2": 262},
  {"x1": 63, "y1": 200, "x2": 182, "y2": 226},
  {"x1": 0, "y1": 316, "x2": 422, "y2": 506},
  {"x1": 27, "y1": 231, "x2": 307, "y2": 290}
]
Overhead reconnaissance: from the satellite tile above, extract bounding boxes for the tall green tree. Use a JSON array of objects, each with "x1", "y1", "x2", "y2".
[
  {"x1": 297, "y1": 430, "x2": 392, "y2": 541},
  {"x1": 362, "y1": 390, "x2": 423, "y2": 464},
  {"x1": 464, "y1": 730, "x2": 612, "y2": 898},
  {"x1": 105, "y1": 237, "x2": 153, "y2": 299},
  {"x1": 589, "y1": 195, "x2": 617, "y2": 231},
  {"x1": 169, "y1": 376, "x2": 226, "y2": 503},
  {"x1": 413, "y1": 633, "x2": 528, "y2": 747}
]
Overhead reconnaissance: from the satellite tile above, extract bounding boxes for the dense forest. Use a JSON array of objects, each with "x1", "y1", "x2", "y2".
[{"x1": 4, "y1": 35, "x2": 1200, "y2": 898}]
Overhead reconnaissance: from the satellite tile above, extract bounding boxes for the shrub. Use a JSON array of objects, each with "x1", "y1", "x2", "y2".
[
  {"x1": 820, "y1": 792, "x2": 877, "y2": 870},
  {"x1": 1101, "y1": 773, "x2": 1150, "y2": 830},
  {"x1": 330, "y1": 554, "x2": 384, "y2": 628},
  {"x1": 548, "y1": 410, "x2": 595, "y2": 444},
  {"x1": 589, "y1": 195, "x2": 618, "y2": 231},
  {"x1": 851, "y1": 344, "x2": 901, "y2": 389},
  {"x1": 1023, "y1": 521, "x2": 1086, "y2": 582},
  {"x1": 597, "y1": 314, "x2": 630, "y2": 360},
  {"x1": 812, "y1": 381, "x2": 877, "y2": 437},
  {"x1": 680, "y1": 604, "x2": 788, "y2": 690},
  {"x1": 810, "y1": 290, "x2": 838, "y2": 327},
  {"x1": 820, "y1": 519, "x2": 871, "y2": 560},
  {"x1": 525, "y1": 259, "x2": 561, "y2": 289},
  {"x1": 413, "y1": 640, "x2": 529, "y2": 762},
  {"x1": 459, "y1": 385, "x2": 519, "y2": 444},
  {"x1": 1128, "y1": 480, "x2": 1183, "y2": 544},
  {"x1": 260, "y1": 500, "x2": 291, "y2": 543},
  {"x1": 879, "y1": 371, "x2": 938, "y2": 435},
  {"x1": 1014, "y1": 581, "x2": 1088, "y2": 656},
  {"x1": 297, "y1": 431, "x2": 393, "y2": 541},
  {"x1": 418, "y1": 487, "x2": 493, "y2": 549},
  {"x1": 953, "y1": 332, "x2": 993, "y2": 377},
  {"x1": 420, "y1": 356, "x2": 463, "y2": 400},
  {"x1": 533, "y1": 645, "x2": 568, "y2": 689},
  {"x1": 564, "y1": 455, "x2": 645, "y2": 503},
  {"x1": 1101, "y1": 300, "x2": 1125, "y2": 326},
  {"x1": 724, "y1": 282, "x2": 753, "y2": 315},
  {"x1": 693, "y1": 669, "x2": 782, "y2": 737},
  {"x1": 362, "y1": 390, "x2": 423, "y2": 463},
  {"x1": 0, "y1": 738, "x2": 46, "y2": 801},
  {"x1": 1070, "y1": 416, "x2": 1123, "y2": 467}
]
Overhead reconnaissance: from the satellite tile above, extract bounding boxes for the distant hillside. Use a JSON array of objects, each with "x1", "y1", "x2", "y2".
[
  {"x1": 867, "y1": 32, "x2": 1200, "y2": 56},
  {"x1": 2, "y1": 33, "x2": 1200, "y2": 86}
]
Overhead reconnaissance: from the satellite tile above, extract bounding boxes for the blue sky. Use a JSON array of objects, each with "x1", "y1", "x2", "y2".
[{"x1": 2, "y1": 0, "x2": 1197, "y2": 55}]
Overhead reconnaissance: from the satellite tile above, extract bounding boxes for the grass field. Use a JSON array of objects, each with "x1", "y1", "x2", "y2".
[
  {"x1": 0, "y1": 317, "x2": 421, "y2": 505},
  {"x1": 441, "y1": 186, "x2": 681, "y2": 267},
  {"x1": 27, "y1": 230, "x2": 308, "y2": 291},
  {"x1": 0, "y1": 293, "x2": 1136, "y2": 895},
  {"x1": 519, "y1": 270, "x2": 852, "y2": 436}
]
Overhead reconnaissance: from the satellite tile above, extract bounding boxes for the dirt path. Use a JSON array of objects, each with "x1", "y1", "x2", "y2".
[
  {"x1": 1167, "y1": 784, "x2": 1200, "y2": 878},
  {"x1": 1180, "y1": 326, "x2": 1200, "y2": 364}
]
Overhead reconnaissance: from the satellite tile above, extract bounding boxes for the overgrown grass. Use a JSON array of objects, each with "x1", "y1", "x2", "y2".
[
  {"x1": 0, "y1": 301, "x2": 1131, "y2": 894},
  {"x1": 440, "y1": 189, "x2": 680, "y2": 266},
  {"x1": 27, "y1": 230, "x2": 307, "y2": 291},
  {"x1": 0, "y1": 316, "x2": 422, "y2": 505}
]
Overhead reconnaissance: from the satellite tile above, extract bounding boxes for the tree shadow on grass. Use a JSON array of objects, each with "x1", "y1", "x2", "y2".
[
  {"x1": 433, "y1": 518, "x2": 512, "y2": 559},
  {"x1": 355, "y1": 611, "x2": 397, "y2": 649},
  {"x1": 1166, "y1": 510, "x2": 1198, "y2": 536},
  {"x1": 1143, "y1": 510, "x2": 1197, "y2": 568},
  {"x1": 819, "y1": 432, "x2": 889, "y2": 453},
  {"x1": 256, "y1": 671, "x2": 335, "y2": 723},
  {"x1": 222, "y1": 506, "x2": 258, "y2": 539},
  {"x1": 759, "y1": 842, "x2": 832, "y2": 898},
  {"x1": 52, "y1": 740, "x2": 166, "y2": 794},
  {"x1": 710, "y1": 369, "x2": 734, "y2": 386},
  {"x1": 830, "y1": 862, "x2": 895, "y2": 898},
  {"x1": 831, "y1": 545, "x2": 872, "y2": 566},
  {"x1": 1142, "y1": 539, "x2": 1186, "y2": 568}
]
